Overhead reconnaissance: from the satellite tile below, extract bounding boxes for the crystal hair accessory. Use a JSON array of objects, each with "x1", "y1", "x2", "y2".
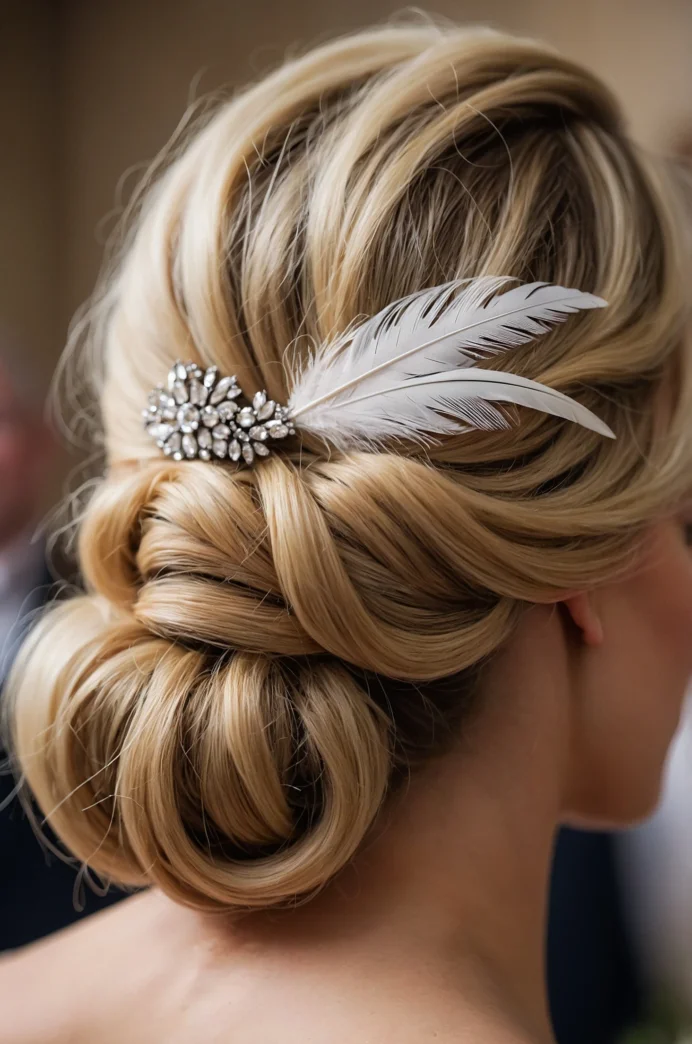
[
  {"x1": 143, "y1": 361, "x2": 295, "y2": 465},
  {"x1": 144, "y1": 277, "x2": 615, "y2": 463}
]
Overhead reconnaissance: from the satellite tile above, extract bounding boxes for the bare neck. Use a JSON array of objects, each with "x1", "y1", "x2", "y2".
[{"x1": 202, "y1": 605, "x2": 571, "y2": 1042}]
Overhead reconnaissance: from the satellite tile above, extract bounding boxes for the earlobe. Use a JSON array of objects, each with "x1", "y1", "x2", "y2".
[{"x1": 562, "y1": 592, "x2": 604, "y2": 646}]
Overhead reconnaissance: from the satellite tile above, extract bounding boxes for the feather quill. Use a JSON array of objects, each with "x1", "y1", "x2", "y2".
[{"x1": 288, "y1": 278, "x2": 614, "y2": 448}]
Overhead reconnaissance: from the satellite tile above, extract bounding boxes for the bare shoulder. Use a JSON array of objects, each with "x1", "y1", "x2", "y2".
[
  {"x1": 0, "y1": 890, "x2": 158, "y2": 1044},
  {"x1": 0, "y1": 891, "x2": 544, "y2": 1044}
]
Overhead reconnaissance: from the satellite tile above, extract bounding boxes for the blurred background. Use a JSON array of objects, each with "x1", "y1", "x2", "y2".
[{"x1": 1, "y1": 2, "x2": 692, "y2": 1042}]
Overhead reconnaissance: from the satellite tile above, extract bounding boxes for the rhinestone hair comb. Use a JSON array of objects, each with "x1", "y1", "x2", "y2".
[{"x1": 143, "y1": 361, "x2": 295, "y2": 465}]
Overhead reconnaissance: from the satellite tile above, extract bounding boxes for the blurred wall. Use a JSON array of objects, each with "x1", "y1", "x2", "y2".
[
  {"x1": 0, "y1": 1, "x2": 61, "y2": 390},
  {"x1": 2, "y1": 0, "x2": 691, "y2": 411}
]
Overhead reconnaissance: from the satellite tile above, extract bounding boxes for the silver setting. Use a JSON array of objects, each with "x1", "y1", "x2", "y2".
[{"x1": 145, "y1": 360, "x2": 295, "y2": 464}]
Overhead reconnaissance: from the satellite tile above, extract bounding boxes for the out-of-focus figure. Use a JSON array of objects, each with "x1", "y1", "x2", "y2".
[
  {"x1": 0, "y1": 330, "x2": 122, "y2": 950},
  {"x1": 0, "y1": 335, "x2": 53, "y2": 683}
]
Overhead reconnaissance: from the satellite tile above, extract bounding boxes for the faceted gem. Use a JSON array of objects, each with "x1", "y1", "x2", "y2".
[
  {"x1": 249, "y1": 425, "x2": 268, "y2": 441},
  {"x1": 217, "y1": 400, "x2": 238, "y2": 421},
  {"x1": 182, "y1": 434, "x2": 197, "y2": 458},
  {"x1": 267, "y1": 422, "x2": 289, "y2": 439},
  {"x1": 229, "y1": 439, "x2": 242, "y2": 461},
  {"x1": 147, "y1": 422, "x2": 175, "y2": 443},
  {"x1": 253, "y1": 441, "x2": 270, "y2": 457},
  {"x1": 236, "y1": 429, "x2": 249, "y2": 442},
  {"x1": 241, "y1": 443, "x2": 255, "y2": 465},
  {"x1": 149, "y1": 387, "x2": 172, "y2": 409},
  {"x1": 203, "y1": 366, "x2": 218, "y2": 388},
  {"x1": 212, "y1": 424, "x2": 232, "y2": 440},
  {"x1": 237, "y1": 407, "x2": 255, "y2": 428},
  {"x1": 177, "y1": 404, "x2": 200, "y2": 433},
  {"x1": 212, "y1": 438, "x2": 228, "y2": 458},
  {"x1": 256, "y1": 399, "x2": 275, "y2": 421},
  {"x1": 226, "y1": 384, "x2": 243, "y2": 399},
  {"x1": 164, "y1": 432, "x2": 182, "y2": 456},
  {"x1": 201, "y1": 406, "x2": 220, "y2": 428},
  {"x1": 161, "y1": 406, "x2": 177, "y2": 422},
  {"x1": 175, "y1": 361, "x2": 188, "y2": 382},
  {"x1": 172, "y1": 381, "x2": 189, "y2": 405},
  {"x1": 198, "y1": 449, "x2": 211, "y2": 461},
  {"x1": 188, "y1": 379, "x2": 208, "y2": 406},
  {"x1": 210, "y1": 376, "x2": 238, "y2": 404},
  {"x1": 197, "y1": 428, "x2": 212, "y2": 450},
  {"x1": 253, "y1": 390, "x2": 267, "y2": 411}
]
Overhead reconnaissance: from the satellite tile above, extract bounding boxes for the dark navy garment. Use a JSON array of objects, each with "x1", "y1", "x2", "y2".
[
  {"x1": 0, "y1": 563, "x2": 124, "y2": 951},
  {"x1": 548, "y1": 827, "x2": 643, "y2": 1044},
  {"x1": 0, "y1": 784, "x2": 124, "y2": 950}
]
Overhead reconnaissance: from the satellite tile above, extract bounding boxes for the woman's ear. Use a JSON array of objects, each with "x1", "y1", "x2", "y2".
[{"x1": 561, "y1": 592, "x2": 604, "y2": 646}]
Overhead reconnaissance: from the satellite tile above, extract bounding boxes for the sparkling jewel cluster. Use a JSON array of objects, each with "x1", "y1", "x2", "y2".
[{"x1": 143, "y1": 361, "x2": 295, "y2": 465}]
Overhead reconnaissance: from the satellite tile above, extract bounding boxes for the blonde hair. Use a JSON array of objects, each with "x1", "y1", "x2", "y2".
[{"x1": 8, "y1": 23, "x2": 692, "y2": 911}]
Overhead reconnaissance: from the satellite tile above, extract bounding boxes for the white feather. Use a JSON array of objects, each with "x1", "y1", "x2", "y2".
[{"x1": 288, "y1": 278, "x2": 613, "y2": 448}]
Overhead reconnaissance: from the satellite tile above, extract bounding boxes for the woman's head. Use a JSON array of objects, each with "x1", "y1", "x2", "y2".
[{"x1": 8, "y1": 23, "x2": 692, "y2": 910}]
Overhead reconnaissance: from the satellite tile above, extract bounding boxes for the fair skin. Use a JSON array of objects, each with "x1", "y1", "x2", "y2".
[{"x1": 2, "y1": 511, "x2": 692, "y2": 1043}]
